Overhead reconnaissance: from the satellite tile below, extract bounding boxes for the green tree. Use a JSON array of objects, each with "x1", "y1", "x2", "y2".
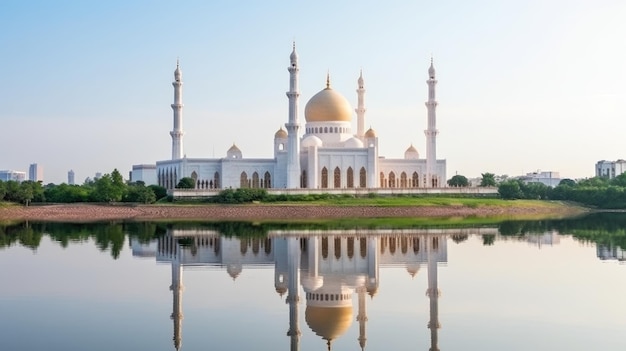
[
  {"x1": 0, "y1": 180, "x2": 6, "y2": 201},
  {"x1": 498, "y1": 180, "x2": 523, "y2": 200},
  {"x1": 148, "y1": 185, "x2": 167, "y2": 200},
  {"x1": 480, "y1": 172, "x2": 497, "y2": 187},
  {"x1": 176, "y1": 177, "x2": 196, "y2": 189},
  {"x1": 611, "y1": 173, "x2": 626, "y2": 187},
  {"x1": 558, "y1": 178, "x2": 576, "y2": 187},
  {"x1": 447, "y1": 175, "x2": 469, "y2": 187}
]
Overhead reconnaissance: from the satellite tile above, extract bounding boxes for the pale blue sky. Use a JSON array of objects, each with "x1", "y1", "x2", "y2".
[{"x1": 2, "y1": 0, "x2": 625, "y2": 184}]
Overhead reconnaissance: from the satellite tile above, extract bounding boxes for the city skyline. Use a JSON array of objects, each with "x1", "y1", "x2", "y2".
[{"x1": 2, "y1": 1, "x2": 625, "y2": 184}]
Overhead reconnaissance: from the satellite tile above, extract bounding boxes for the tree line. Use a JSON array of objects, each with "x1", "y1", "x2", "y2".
[{"x1": 0, "y1": 169, "x2": 168, "y2": 205}]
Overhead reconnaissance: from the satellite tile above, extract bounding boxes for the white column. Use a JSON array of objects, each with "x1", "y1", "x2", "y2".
[
  {"x1": 355, "y1": 70, "x2": 366, "y2": 140},
  {"x1": 285, "y1": 43, "x2": 301, "y2": 188},
  {"x1": 286, "y1": 237, "x2": 301, "y2": 351},
  {"x1": 170, "y1": 60, "x2": 185, "y2": 160},
  {"x1": 424, "y1": 58, "x2": 439, "y2": 187},
  {"x1": 426, "y1": 235, "x2": 441, "y2": 351}
]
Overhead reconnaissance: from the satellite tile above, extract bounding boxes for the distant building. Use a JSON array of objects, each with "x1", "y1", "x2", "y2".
[
  {"x1": 596, "y1": 160, "x2": 626, "y2": 179},
  {"x1": 0, "y1": 170, "x2": 26, "y2": 182},
  {"x1": 597, "y1": 244, "x2": 626, "y2": 263},
  {"x1": 29, "y1": 163, "x2": 43, "y2": 182},
  {"x1": 94, "y1": 172, "x2": 102, "y2": 180},
  {"x1": 131, "y1": 164, "x2": 157, "y2": 185},
  {"x1": 517, "y1": 170, "x2": 561, "y2": 187},
  {"x1": 68, "y1": 170, "x2": 75, "y2": 185}
]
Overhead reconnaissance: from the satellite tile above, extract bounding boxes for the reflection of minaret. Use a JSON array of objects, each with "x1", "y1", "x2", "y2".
[
  {"x1": 286, "y1": 237, "x2": 301, "y2": 351},
  {"x1": 426, "y1": 236, "x2": 441, "y2": 351},
  {"x1": 356, "y1": 286, "x2": 368, "y2": 350},
  {"x1": 170, "y1": 257, "x2": 184, "y2": 351}
]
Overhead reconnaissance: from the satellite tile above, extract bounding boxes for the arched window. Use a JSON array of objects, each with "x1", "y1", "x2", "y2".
[
  {"x1": 279, "y1": 143, "x2": 284, "y2": 151},
  {"x1": 380, "y1": 172, "x2": 386, "y2": 188},
  {"x1": 334, "y1": 237, "x2": 341, "y2": 259},
  {"x1": 360, "y1": 237, "x2": 367, "y2": 258},
  {"x1": 400, "y1": 172, "x2": 407, "y2": 188},
  {"x1": 301, "y1": 170, "x2": 307, "y2": 188},
  {"x1": 252, "y1": 172, "x2": 260, "y2": 188},
  {"x1": 413, "y1": 238, "x2": 420, "y2": 253},
  {"x1": 322, "y1": 237, "x2": 329, "y2": 259},
  {"x1": 334, "y1": 127, "x2": 338, "y2": 133},
  {"x1": 412, "y1": 172, "x2": 419, "y2": 188},
  {"x1": 214, "y1": 172, "x2": 220, "y2": 189},
  {"x1": 324, "y1": 127, "x2": 328, "y2": 133},
  {"x1": 347, "y1": 237, "x2": 354, "y2": 259},
  {"x1": 360, "y1": 167, "x2": 367, "y2": 188},
  {"x1": 240, "y1": 172, "x2": 248, "y2": 188},
  {"x1": 321, "y1": 167, "x2": 328, "y2": 188},
  {"x1": 347, "y1": 167, "x2": 354, "y2": 188},
  {"x1": 264, "y1": 171, "x2": 271, "y2": 188},
  {"x1": 334, "y1": 167, "x2": 341, "y2": 188},
  {"x1": 389, "y1": 172, "x2": 396, "y2": 188}
]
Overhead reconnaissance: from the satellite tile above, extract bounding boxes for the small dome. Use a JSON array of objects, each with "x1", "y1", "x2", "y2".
[
  {"x1": 344, "y1": 137, "x2": 364, "y2": 148},
  {"x1": 174, "y1": 60, "x2": 182, "y2": 80},
  {"x1": 404, "y1": 144, "x2": 419, "y2": 159},
  {"x1": 365, "y1": 127, "x2": 377, "y2": 138},
  {"x1": 275, "y1": 127, "x2": 287, "y2": 139},
  {"x1": 301, "y1": 135, "x2": 323, "y2": 148},
  {"x1": 290, "y1": 44, "x2": 298, "y2": 63},
  {"x1": 406, "y1": 263, "x2": 420, "y2": 278},
  {"x1": 275, "y1": 286, "x2": 287, "y2": 296},
  {"x1": 226, "y1": 264, "x2": 242, "y2": 280},
  {"x1": 357, "y1": 70, "x2": 364, "y2": 88},
  {"x1": 305, "y1": 79, "x2": 353, "y2": 122},
  {"x1": 227, "y1": 143, "x2": 242, "y2": 159},
  {"x1": 305, "y1": 306, "x2": 353, "y2": 343}
]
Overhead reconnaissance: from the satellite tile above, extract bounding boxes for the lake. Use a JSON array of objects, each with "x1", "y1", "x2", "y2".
[{"x1": 1, "y1": 213, "x2": 625, "y2": 351}]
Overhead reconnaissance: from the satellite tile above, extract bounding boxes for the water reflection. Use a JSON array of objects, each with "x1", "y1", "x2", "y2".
[{"x1": 133, "y1": 227, "x2": 496, "y2": 351}]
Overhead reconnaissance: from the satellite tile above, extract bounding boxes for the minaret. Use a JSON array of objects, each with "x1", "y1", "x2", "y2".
[
  {"x1": 285, "y1": 43, "x2": 301, "y2": 188},
  {"x1": 286, "y1": 237, "x2": 301, "y2": 351},
  {"x1": 170, "y1": 256, "x2": 184, "y2": 351},
  {"x1": 356, "y1": 286, "x2": 368, "y2": 350},
  {"x1": 170, "y1": 59, "x2": 185, "y2": 160},
  {"x1": 426, "y1": 236, "x2": 441, "y2": 351},
  {"x1": 424, "y1": 58, "x2": 439, "y2": 187},
  {"x1": 355, "y1": 70, "x2": 366, "y2": 139}
]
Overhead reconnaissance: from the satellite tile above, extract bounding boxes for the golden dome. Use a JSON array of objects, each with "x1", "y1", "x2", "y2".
[
  {"x1": 365, "y1": 127, "x2": 377, "y2": 138},
  {"x1": 305, "y1": 81, "x2": 353, "y2": 122},
  {"x1": 275, "y1": 127, "x2": 288, "y2": 138},
  {"x1": 306, "y1": 306, "x2": 353, "y2": 342}
]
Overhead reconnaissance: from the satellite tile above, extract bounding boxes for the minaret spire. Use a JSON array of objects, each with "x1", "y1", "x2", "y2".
[
  {"x1": 424, "y1": 57, "x2": 439, "y2": 187},
  {"x1": 426, "y1": 235, "x2": 441, "y2": 351},
  {"x1": 355, "y1": 69, "x2": 366, "y2": 140},
  {"x1": 285, "y1": 43, "x2": 301, "y2": 188},
  {"x1": 170, "y1": 60, "x2": 185, "y2": 160}
]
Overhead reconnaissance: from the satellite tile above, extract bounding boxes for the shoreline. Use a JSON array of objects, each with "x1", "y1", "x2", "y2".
[{"x1": 0, "y1": 202, "x2": 586, "y2": 222}]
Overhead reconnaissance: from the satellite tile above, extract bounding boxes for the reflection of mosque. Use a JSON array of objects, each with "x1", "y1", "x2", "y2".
[{"x1": 131, "y1": 228, "x2": 491, "y2": 350}]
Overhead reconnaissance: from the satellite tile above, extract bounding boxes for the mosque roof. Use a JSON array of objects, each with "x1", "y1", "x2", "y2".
[
  {"x1": 305, "y1": 75, "x2": 353, "y2": 123},
  {"x1": 305, "y1": 306, "x2": 353, "y2": 344},
  {"x1": 275, "y1": 127, "x2": 288, "y2": 139}
]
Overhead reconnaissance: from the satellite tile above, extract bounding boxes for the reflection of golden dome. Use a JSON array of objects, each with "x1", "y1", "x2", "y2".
[
  {"x1": 275, "y1": 286, "x2": 287, "y2": 296},
  {"x1": 365, "y1": 127, "x2": 377, "y2": 138},
  {"x1": 306, "y1": 306, "x2": 353, "y2": 342},
  {"x1": 305, "y1": 84, "x2": 353, "y2": 123},
  {"x1": 275, "y1": 127, "x2": 288, "y2": 139}
]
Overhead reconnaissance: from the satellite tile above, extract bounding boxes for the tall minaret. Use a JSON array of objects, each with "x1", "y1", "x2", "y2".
[
  {"x1": 424, "y1": 58, "x2": 439, "y2": 187},
  {"x1": 285, "y1": 43, "x2": 301, "y2": 188},
  {"x1": 170, "y1": 255, "x2": 184, "y2": 351},
  {"x1": 355, "y1": 70, "x2": 366, "y2": 139},
  {"x1": 170, "y1": 59, "x2": 185, "y2": 160},
  {"x1": 286, "y1": 237, "x2": 301, "y2": 351},
  {"x1": 426, "y1": 236, "x2": 441, "y2": 351},
  {"x1": 356, "y1": 286, "x2": 368, "y2": 351}
]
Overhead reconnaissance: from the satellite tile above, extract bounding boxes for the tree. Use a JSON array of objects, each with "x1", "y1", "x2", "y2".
[
  {"x1": 480, "y1": 172, "x2": 497, "y2": 187},
  {"x1": 148, "y1": 185, "x2": 167, "y2": 200},
  {"x1": 0, "y1": 180, "x2": 6, "y2": 201},
  {"x1": 558, "y1": 178, "x2": 576, "y2": 187},
  {"x1": 176, "y1": 177, "x2": 196, "y2": 189},
  {"x1": 447, "y1": 175, "x2": 469, "y2": 187},
  {"x1": 498, "y1": 180, "x2": 523, "y2": 200}
]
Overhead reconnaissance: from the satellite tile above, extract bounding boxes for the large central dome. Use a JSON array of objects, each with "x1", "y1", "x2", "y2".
[{"x1": 305, "y1": 82, "x2": 353, "y2": 122}]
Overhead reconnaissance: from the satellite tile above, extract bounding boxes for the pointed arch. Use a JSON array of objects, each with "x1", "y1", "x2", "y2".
[
  {"x1": 301, "y1": 170, "x2": 307, "y2": 188},
  {"x1": 360, "y1": 167, "x2": 366, "y2": 188},
  {"x1": 380, "y1": 171, "x2": 386, "y2": 188},
  {"x1": 214, "y1": 172, "x2": 220, "y2": 189},
  {"x1": 321, "y1": 167, "x2": 328, "y2": 189},
  {"x1": 389, "y1": 171, "x2": 396, "y2": 188},
  {"x1": 412, "y1": 172, "x2": 419, "y2": 188},
  {"x1": 264, "y1": 171, "x2": 271, "y2": 188},
  {"x1": 334, "y1": 167, "x2": 341, "y2": 188},
  {"x1": 252, "y1": 172, "x2": 260, "y2": 188},
  {"x1": 240, "y1": 172, "x2": 248, "y2": 188},
  {"x1": 400, "y1": 172, "x2": 407, "y2": 188},
  {"x1": 347, "y1": 167, "x2": 354, "y2": 188}
]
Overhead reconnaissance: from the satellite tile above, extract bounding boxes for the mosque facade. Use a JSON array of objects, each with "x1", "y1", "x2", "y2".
[{"x1": 144, "y1": 45, "x2": 446, "y2": 190}]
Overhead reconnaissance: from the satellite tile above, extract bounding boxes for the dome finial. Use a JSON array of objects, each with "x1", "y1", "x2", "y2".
[
  {"x1": 428, "y1": 55, "x2": 436, "y2": 79},
  {"x1": 326, "y1": 70, "x2": 331, "y2": 89},
  {"x1": 290, "y1": 41, "x2": 298, "y2": 63}
]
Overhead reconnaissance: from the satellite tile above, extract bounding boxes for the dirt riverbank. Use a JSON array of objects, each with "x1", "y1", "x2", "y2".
[{"x1": 0, "y1": 202, "x2": 585, "y2": 222}]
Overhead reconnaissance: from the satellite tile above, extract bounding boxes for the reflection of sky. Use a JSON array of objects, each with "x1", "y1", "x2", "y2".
[{"x1": 1, "y1": 233, "x2": 625, "y2": 351}]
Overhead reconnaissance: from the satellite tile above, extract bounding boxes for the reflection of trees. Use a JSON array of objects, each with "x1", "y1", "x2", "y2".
[
  {"x1": 451, "y1": 234, "x2": 468, "y2": 243},
  {"x1": 481, "y1": 234, "x2": 496, "y2": 246}
]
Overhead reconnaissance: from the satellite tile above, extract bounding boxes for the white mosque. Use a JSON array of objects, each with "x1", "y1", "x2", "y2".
[{"x1": 134, "y1": 44, "x2": 446, "y2": 190}]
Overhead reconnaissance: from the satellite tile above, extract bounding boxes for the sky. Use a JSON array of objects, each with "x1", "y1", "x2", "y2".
[{"x1": 1, "y1": 0, "x2": 625, "y2": 184}]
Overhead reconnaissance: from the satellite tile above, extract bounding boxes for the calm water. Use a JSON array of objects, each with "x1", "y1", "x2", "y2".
[{"x1": 1, "y1": 214, "x2": 626, "y2": 351}]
